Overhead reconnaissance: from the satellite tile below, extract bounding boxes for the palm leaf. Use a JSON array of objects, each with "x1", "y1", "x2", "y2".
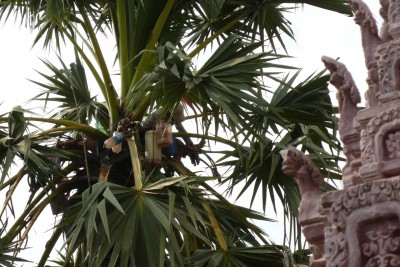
[
  {"x1": 64, "y1": 177, "x2": 276, "y2": 267},
  {"x1": 30, "y1": 55, "x2": 109, "y2": 129},
  {"x1": 190, "y1": 246, "x2": 286, "y2": 267},
  {"x1": 0, "y1": 1, "x2": 352, "y2": 265},
  {"x1": 0, "y1": 241, "x2": 30, "y2": 267}
]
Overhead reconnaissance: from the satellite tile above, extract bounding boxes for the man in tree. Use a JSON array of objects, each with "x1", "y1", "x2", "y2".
[{"x1": 141, "y1": 103, "x2": 201, "y2": 167}]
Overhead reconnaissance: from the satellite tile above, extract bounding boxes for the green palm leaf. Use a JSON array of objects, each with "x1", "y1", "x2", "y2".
[
  {"x1": 0, "y1": 241, "x2": 30, "y2": 267},
  {"x1": 190, "y1": 246, "x2": 286, "y2": 267},
  {"x1": 30, "y1": 56, "x2": 109, "y2": 129},
  {"x1": 64, "y1": 177, "x2": 276, "y2": 266},
  {"x1": 0, "y1": 0, "x2": 351, "y2": 265}
]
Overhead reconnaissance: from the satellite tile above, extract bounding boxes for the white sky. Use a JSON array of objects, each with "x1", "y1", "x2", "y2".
[
  {"x1": 0, "y1": 0, "x2": 381, "y2": 265},
  {"x1": 0, "y1": 0, "x2": 381, "y2": 112},
  {"x1": 287, "y1": 0, "x2": 381, "y2": 102}
]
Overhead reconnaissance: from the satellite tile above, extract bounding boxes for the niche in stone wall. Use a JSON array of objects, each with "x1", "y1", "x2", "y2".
[
  {"x1": 358, "y1": 215, "x2": 400, "y2": 267},
  {"x1": 384, "y1": 130, "x2": 400, "y2": 160},
  {"x1": 375, "y1": 119, "x2": 400, "y2": 176}
]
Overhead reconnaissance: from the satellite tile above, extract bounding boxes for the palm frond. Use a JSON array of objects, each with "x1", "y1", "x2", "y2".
[
  {"x1": 0, "y1": 0, "x2": 352, "y2": 265},
  {"x1": 30, "y1": 56, "x2": 109, "y2": 129},
  {"x1": 64, "y1": 178, "x2": 276, "y2": 267},
  {"x1": 0, "y1": 241, "x2": 30, "y2": 267},
  {"x1": 190, "y1": 246, "x2": 286, "y2": 267}
]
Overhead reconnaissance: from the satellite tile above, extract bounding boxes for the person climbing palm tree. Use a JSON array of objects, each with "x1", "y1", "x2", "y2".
[
  {"x1": 141, "y1": 103, "x2": 201, "y2": 166},
  {"x1": 0, "y1": 1, "x2": 351, "y2": 266}
]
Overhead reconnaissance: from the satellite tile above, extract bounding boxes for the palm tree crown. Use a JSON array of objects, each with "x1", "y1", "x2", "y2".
[{"x1": 0, "y1": 1, "x2": 350, "y2": 266}]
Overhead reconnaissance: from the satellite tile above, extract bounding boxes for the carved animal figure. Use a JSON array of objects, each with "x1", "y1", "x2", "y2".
[
  {"x1": 281, "y1": 146, "x2": 323, "y2": 224},
  {"x1": 380, "y1": 0, "x2": 392, "y2": 42},
  {"x1": 322, "y1": 56, "x2": 360, "y2": 140},
  {"x1": 350, "y1": 0, "x2": 381, "y2": 106},
  {"x1": 281, "y1": 146, "x2": 327, "y2": 262},
  {"x1": 350, "y1": 0, "x2": 382, "y2": 65}
]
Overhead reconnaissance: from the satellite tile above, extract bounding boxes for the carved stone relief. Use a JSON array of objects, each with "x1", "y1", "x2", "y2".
[
  {"x1": 385, "y1": 130, "x2": 400, "y2": 159},
  {"x1": 282, "y1": 1, "x2": 400, "y2": 266},
  {"x1": 360, "y1": 128, "x2": 376, "y2": 165},
  {"x1": 377, "y1": 40, "x2": 400, "y2": 95},
  {"x1": 381, "y1": 0, "x2": 392, "y2": 42},
  {"x1": 325, "y1": 179, "x2": 400, "y2": 267},
  {"x1": 360, "y1": 220, "x2": 400, "y2": 267},
  {"x1": 360, "y1": 105, "x2": 400, "y2": 165},
  {"x1": 389, "y1": 0, "x2": 400, "y2": 38}
]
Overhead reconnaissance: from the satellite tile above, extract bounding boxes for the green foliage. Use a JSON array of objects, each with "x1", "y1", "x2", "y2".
[
  {"x1": 31, "y1": 56, "x2": 109, "y2": 129},
  {"x1": 0, "y1": 221, "x2": 30, "y2": 267},
  {"x1": 0, "y1": 0, "x2": 351, "y2": 266},
  {"x1": 190, "y1": 246, "x2": 285, "y2": 267},
  {"x1": 0, "y1": 241, "x2": 30, "y2": 267}
]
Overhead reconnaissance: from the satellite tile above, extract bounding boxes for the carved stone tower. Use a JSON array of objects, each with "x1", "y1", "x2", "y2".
[{"x1": 282, "y1": 1, "x2": 400, "y2": 266}]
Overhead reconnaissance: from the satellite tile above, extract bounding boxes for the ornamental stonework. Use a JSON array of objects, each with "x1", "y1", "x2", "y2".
[
  {"x1": 360, "y1": 105, "x2": 400, "y2": 165},
  {"x1": 361, "y1": 225, "x2": 400, "y2": 267},
  {"x1": 376, "y1": 41, "x2": 400, "y2": 94},
  {"x1": 385, "y1": 130, "x2": 400, "y2": 159},
  {"x1": 326, "y1": 179, "x2": 400, "y2": 267},
  {"x1": 281, "y1": 1, "x2": 400, "y2": 266}
]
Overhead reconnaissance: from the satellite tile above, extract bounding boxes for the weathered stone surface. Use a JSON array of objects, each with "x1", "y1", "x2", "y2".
[
  {"x1": 282, "y1": 147, "x2": 327, "y2": 264},
  {"x1": 321, "y1": 56, "x2": 361, "y2": 187},
  {"x1": 281, "y1": 1, "x2": 400, "y2": 266}
]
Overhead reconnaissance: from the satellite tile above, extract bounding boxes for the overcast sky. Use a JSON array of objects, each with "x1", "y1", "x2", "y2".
[
  {"x1": 0, "y1": 0, "x2": 381, "y2": 265},
  {"x1": 287, "y1": 0, "x2": 380, "y2": 102},
  {"x1": 0, "y1": 1, "x2": 381, "y2": 112}
]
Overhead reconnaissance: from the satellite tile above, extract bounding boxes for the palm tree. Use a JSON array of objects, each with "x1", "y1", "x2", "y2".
[{"x1": 0, "y1": 1, "x2": 350, "y2": 266}]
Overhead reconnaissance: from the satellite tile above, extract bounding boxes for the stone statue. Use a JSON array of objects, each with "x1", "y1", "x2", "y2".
[
  {"x1": 321, "y1": 56, "x2": 361, "y2": 186},
  {"x1": 350, "y1": 0, "x2": 381, "y2": 66},
  {"x1": 281, "y1": 146, "x2": 326, "y2": 263},
  {"x1": 282, "y1": 1, "x2": 400, "y2": 266},
  {"x1": 321, "y1": 56, "x2": 361, "y2": 133},
  {"x1": 350, "y1": 0, "x2": 381, "y2": 106},
  {"x1": 380, "y1": 0, "x2": 392, "y2": 42},
  {"x1": 281, "y1": 146, "x2": 323, "y2": 224}
]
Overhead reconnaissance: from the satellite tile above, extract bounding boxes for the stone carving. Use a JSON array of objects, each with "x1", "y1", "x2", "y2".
[
  {"x1": 281, "y1": 146, "x2": 326, "y2": 263},
  {"x1": 360, "y1": 128, "x2": 376, "y2": 165},
  {"x1": 350, "y1": 0, "x2": 381, "y2": 67},
  {"x1": 325, "y1": 179, "x2": 400, "y2": 267},
  {"x1": 389, "y1": 0, "x2": 400, "y2": 39},
  {"x1": 362, "y1": 226, "x2": 400, "y2": 267},
  {"x1": 321, "y1": 56, "x2": 361, "y2": 185},
  {"x1": 282, "y1": 146, "x2": 324, "y2": 223},
  {"x1": 321, "y1": 56, "x2": 360, "y2": 138},
  {"x1": 350, "y1": 0, "x2": 381, "y2": 107},
  {"x1": 380, "y1": 0, "x2": 392, "y2": 42},
  {"x1": 376, "y1": 41, "x2": 400, "y2": 96},
  {"x1": 281, "y1": 1, "x2": 400, "y2": 266},
  {"x1": 328, "y1": 180, "x2": 400, "y2": 227},
  {"x1": 360, "y1": 105, "x2": 400, "y2": 165},
  {"x1": 385, "y1": 131, "x2": 400, "y2": 159},
  {"x1": 324, "y1": 226, "x2": 347, "y2": 267}
]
